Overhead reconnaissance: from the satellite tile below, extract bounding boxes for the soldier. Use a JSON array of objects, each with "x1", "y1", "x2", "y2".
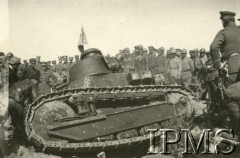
[
  {"x1": 190, "y1": 50, "x2": 203, "y2": 81},
  {"x1": 6, "y1": 52, "x2": 13, "y2": 61},
  {"x1": 210, "y1": 11, "x2": 240, "y2": 141},
  {"x1": 38, "y1": 62, "x2": 57, "y2": 95},
  {"x1": 36, "y1": 56, "x2": 42, "y2": 70},
  {"x1": 155, "y1": 47, "x2": 166, "y2": 74},
  {"x1": 74, "y1": 55, "x2": 80, "y2": 62},
  {"x1": 181, "y1": 49, "x2": 194, "y2": 84},
  {"x1": 19, "y1": 58, "x2": 40, "y2": 85},
  {"x1": 0, "y1": 53, "x2": 8, "y2": 88},
  {"x1": 167, "y1": 49, "x2": 182, "y2": 84},
  {"x1": 69, "y1": 57, "x2": 74, "y2": 66},
  {"x1": 203, "y1": 51, "x2": 218, "y2": 103},
  {"x1": 58, "y1": 56, "x2": 69, "y2": 81},
  {"x1": 154, "y1": 47, "x2": 167, "y2": 84},
  {"x1": 146, "y1": 46, "x2": 157, "y2": 70},
  {"x1": 120, "y1": 48, "x2": 134, "y2": 72},
  {"x1": 51, "y1": 60, "x2": 57, "y2": 72},
  {"x1": 199, "y1": 48, "x2": 207, "y2": 66},
  {"x1": 58, "y1": 56, "x2": 63, "y2": 64},
  {"x1": 9, "y1": 57, "x2": 21, "y2": 84},
  {"x1": 23, "y1": 60, "x2": 29, "y2": 66}
]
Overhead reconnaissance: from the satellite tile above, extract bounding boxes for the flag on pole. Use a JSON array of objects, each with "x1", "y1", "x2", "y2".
[{"x1": 78, "y1": 26, "x2": 88, "y2": 46}]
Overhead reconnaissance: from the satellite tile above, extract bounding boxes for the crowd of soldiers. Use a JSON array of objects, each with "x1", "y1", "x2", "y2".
[
  {"x1": 7, "y1": 53, "x2": 81, "y2": 95},
  {"x1": 115, "y1": 45, "x2": 217, "y2": 89}
]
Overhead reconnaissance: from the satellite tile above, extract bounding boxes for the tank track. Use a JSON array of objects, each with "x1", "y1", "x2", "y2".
[{"x1": 25, "y1": 85, "x2": 204, "y2": 153}]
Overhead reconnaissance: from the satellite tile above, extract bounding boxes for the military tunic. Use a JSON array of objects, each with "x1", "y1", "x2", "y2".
[
  {"x1": 155, "y1": 54, "x2": 166, "y2": 74},
  {"x1": 20, "y1": 65, "x2": 40, "y2": 82},
  {"x1": 167, "y1": 56, "x2": 182, "y2": 84},
  {"x1": 210, "y1": 23, "x2": 240, "y2": 83},
  {"x1": 181, "y1": 57, "x2": 194, "y2": 83},
  {"x1": 134, "y1": 54, "x2": 147, "y2": 71},
  {"x1": 38, "y1": 69, "x2": 57, "y2": 95},
  {"x1": 146, "y1": 53, "x2": 156, "y2": 70}
]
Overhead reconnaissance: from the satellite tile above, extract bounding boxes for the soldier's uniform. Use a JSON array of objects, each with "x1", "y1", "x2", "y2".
[
  {"x1": 133, "y1": 48, "x2": 147, "y2": 71},
  {"x1": 74, "y1": 55, "x2": 80, "y2": 63},
  {"x1": 58, "y1": 56, "x2": 69, "y2": 81},
  {"x1": 199, "y1": 48, "x2": 208, "y2": 66},
  {"x1": 190, "y1": 50, "x2": 203, "y2": 82},
  {"x1": 167, "y1": 49, "x2": 182, "y2": 84},
  {"x1": 146, "y1": 46, "x2": 157, "y2": 70},
  {"x1": 68, "y1": 57, "x2": 74, "y2": 68},
  {"x1": 38, "y1": 62, "x2": 57, "y2": 95},
  {"x1": 155, "y1": 48, "x2": 166, "y2": 74},
  {"x1": 210, "y1": 11, "x2": 240, "y2": 141},
  {"x1": 121, "y1": 48, "x2": 134, "y2": 72},
  {"x1": 181, "y1": 50, "x2": 194, "y2": 83},
  {"x1": 20, "y1": 58, "x2": 40, "y2": 83},
  {"x1": 203, "y1": 52, "x2": 218, "y2": 103}
]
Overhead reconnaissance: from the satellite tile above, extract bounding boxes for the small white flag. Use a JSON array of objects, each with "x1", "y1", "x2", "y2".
[{"x1": 78, "y1": 27, "x2": 88, "y2": 46}]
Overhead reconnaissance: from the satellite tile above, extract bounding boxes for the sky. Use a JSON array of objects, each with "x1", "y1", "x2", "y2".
[{"x1": 0, "y1": 0, "x2": 240, "y2": 61}]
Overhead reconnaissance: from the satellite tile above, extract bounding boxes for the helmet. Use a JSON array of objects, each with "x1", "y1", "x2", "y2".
[
  {"x1": 7, "y1": 52, "x2": 13, "y2": 58},
  {"x1": 182, "y1": 49, "x2": 187, "y2": 54},
  {"x1": 159, "y1": 47, "x2": 165, "y2": 52},
  {"x1": 9, "y1": 57, "x2": 20, "y2": 64},
  {"x1": 200, "y1": 48, "x2": 206, "y2": 53}
]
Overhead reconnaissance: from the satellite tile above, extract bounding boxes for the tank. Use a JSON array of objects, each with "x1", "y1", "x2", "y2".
[{"x1": 25, "y1": 48, "x2": 206, "y2": 154}]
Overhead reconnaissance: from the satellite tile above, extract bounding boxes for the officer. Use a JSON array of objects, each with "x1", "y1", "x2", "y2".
[
  {"x1": 23, "y1": 60, "x2": 29, "y2": 66},
  {"x1": 38, "y1": 62, "x2": 57, "y2": 95},
  {"x1": 47, "y1": 61, "x2": 52, "y2": 66},
  {"x1": 9, "y1": 57, "x2": 21, "y2": 84},
  {"x1": 154, "y1": 47, "x2": 166, "y2": 84},
  {"x1": 167, "y1": 49, "x2": 182, "y2": 84},
  {"x1": 120, "y1": 48, "x2": 134, "y2": 72},
  {"x1": 147, "y1": 46, "x2": 157, "y2": 70},
  {"x1": 203, "y1": 51, "x2": 218, "y2": 103},
  {"x1": 190, "y1": 50, "x2": 202, "y2": 82},
  {"x1": 69, "y1": 57, "x2": 74, "y2": 65},
  {"x1": 74, "y1": 55, "x2": 80, "y2": 62},
  {"x1": 58, "y1": 56, "x2": 69, "y2": 81},
  {"x1": 199, "y1": 48, "x2": 207, "y2": 66},
  {"x1": 181, "y1": 49, "x2": 195, "y2": 84},
  {"x1": 6, "y1": 52, "x2": 13, "y2": 61},
  {"x1": 19, "y1": 58, "x2": 40, "y2": 85},
  {"x1": 210, "y1": 11, "x2": 240, "y2": 141},
  {"x1": 155, "y1": 47, "x2": 166, "y2": 74}
]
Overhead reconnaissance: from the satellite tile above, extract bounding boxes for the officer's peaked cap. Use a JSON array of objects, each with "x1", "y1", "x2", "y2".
[{"x1": 220, "y1": 11, "x2": 236, "y2": 20}]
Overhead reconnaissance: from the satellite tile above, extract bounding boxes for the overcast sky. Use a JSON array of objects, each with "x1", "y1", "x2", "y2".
[{"x1": 0, "y1": 0, "x2": 240, "y2": 61}]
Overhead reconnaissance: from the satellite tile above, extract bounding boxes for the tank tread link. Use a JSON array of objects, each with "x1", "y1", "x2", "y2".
[{"x1": 25, "y1": 84, "x2": 205, "y2": 153}]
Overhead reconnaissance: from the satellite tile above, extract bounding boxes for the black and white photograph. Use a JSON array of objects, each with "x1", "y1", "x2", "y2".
[{"x1": 0, "y1": 0, "x2": 240, "y2": 157}]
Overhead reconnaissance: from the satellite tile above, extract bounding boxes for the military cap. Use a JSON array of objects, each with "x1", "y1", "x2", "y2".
[
  {"x1": 0, "y1": 52, "x2": 5, "y2": 56},
  {"x1": 41, "y1": 62, "x2": 48, "y2": 66},
  {"x1": 138, "y1": 45, "x2": 143, "y2": 50},
  {"x1": 29, "y1": 58, "x2": 36, "y2": 62},
  {"x1": 7, "y1": 52, "x2": 13, "y2": 58},
  {"x1": 69, "y1": 57, "x2": 74, "y2": 60},
  {"x1": 62, "y1": 56, "x2": 68, "y2": 59},
  {"x1": 189, "y1": 50, "x2": 195, "y2": 54},
  {"x1": 123, "y1": 47, "x2": 130, "y2": 52},
  {"x1": 182, "y1": 49, "x2": 187, "y2": 54},
  {"x1": 75, "y1": 55, "x2": 80, "y2": 58},
  {"x1": 142, "y1": 48, "x2": 148, "y2": 52},
  {"x1": 200, "y1": 48, "x2": 206, "y2": 53},
  {"x1": 9, "y1": 57, "x2": 20, "y2": 64},
  {"x1": 52, "y1": 60, "x2": 56, "y2": 63},
  {"x1": 220, "y1": 11, "x2": 236, "y2": 20},
  {"x1": 134, "y1": 45, "x2": 139, "y2": 49},
  {"x1": 159, "y1": 47, "x2": 165, "y2": 52},
  {"x1": 169, "y1": 49, "x2": 177, "y2": 54},
  {"x1": 58, "y1": 56, "x2": 62, "y2": 59}
]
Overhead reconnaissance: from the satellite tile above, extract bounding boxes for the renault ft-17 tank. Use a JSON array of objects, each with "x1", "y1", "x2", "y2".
[{"x1": 25, "y1": 48, "x2": 206, "y2": 154}]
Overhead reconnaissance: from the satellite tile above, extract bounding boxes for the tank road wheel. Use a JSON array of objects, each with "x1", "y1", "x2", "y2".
[{"x1": 31, "y1": 101, "x2": 75, "y2": 141}]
